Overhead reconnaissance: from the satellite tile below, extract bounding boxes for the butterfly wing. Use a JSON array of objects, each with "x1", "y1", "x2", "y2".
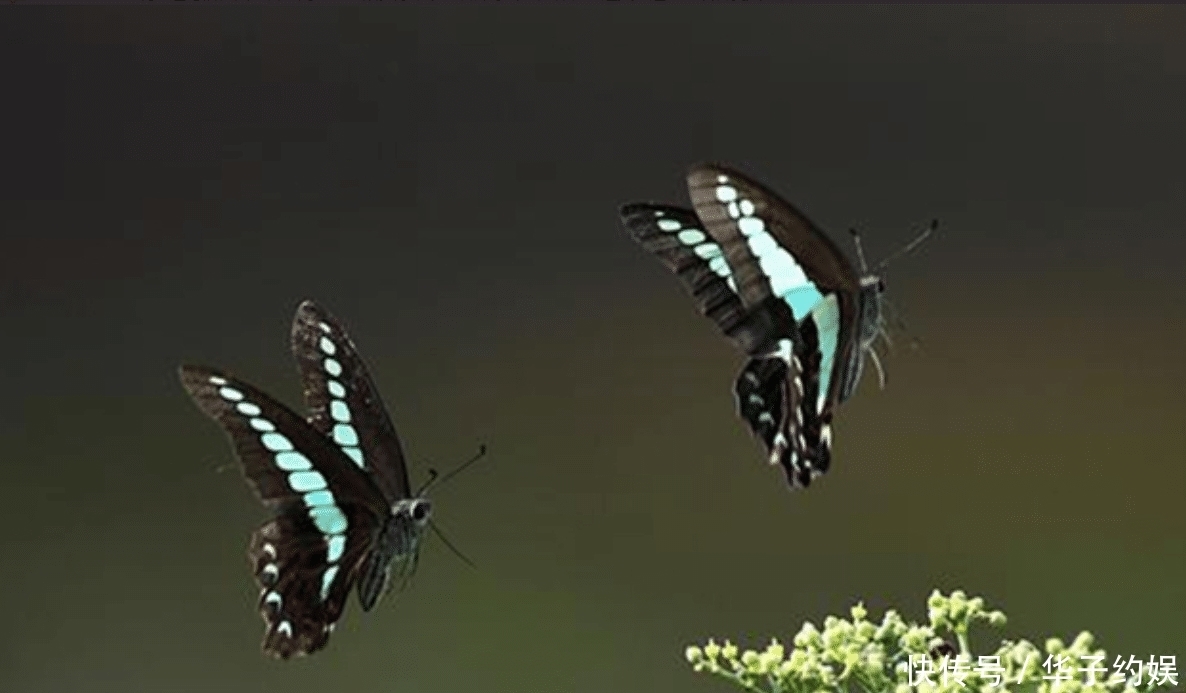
[
  {"x1": 179, "y1": 364, "x2": 389, "y2": 658},
  {"x1": 733, "y1": 316, "x2": 832, "y2": 487},
  {"x1": 687, "y1": 163, "x2": 855, "y2": 480},
  {"x1": 619, "y1": 203, "x2": 797, "y2": 356},
  {"x1": 289, "y1": 300, "x2": 412, "y2": 504}
]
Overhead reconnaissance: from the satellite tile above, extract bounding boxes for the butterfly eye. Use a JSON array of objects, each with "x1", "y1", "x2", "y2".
[{"x1": 410, "y1": 500, "x2": 432, "y2": 522}]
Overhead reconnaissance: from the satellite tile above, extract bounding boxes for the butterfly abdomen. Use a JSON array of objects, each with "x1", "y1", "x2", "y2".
[{"x1": 356, "y1": 512, "x2": 418, "y2": 612}]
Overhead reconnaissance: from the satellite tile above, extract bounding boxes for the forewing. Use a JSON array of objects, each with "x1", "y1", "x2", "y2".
[
  {"x1": 290, "y1": 300, "x2": 412, "y2": 503},
  {"x1": 688, "y1": 162, "x2": 859, "y2": 414},
  {"x1": 620, "y1": 203, "x2": 796, "y2": 356},
  {"x1": 686, "y1": 162, "x2": 860, "y2": 301},
  {"x1": 178, "y1": 364, "x2": 389, "y2": 511}
]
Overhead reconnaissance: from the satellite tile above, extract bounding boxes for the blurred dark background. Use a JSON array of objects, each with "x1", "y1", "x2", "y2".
[{"x1": 2, "y1": 6, "x2": 1183, "y2": 693}]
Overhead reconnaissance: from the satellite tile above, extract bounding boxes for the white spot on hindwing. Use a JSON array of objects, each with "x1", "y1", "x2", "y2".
[
  {"x1": 327, "y1": 380, "x2": 346, "y2": 398},
  {"x1": 277, "y1": 620, "x2": 293, "y2": 638},
  {"x1": 318, "y1": 336, "x2": 337, "y2": 356},
  {"x1": 320, "y1": 565, "x2": 340, "y2": 600},
  {"x1": 262, "y1": 543, "x2": 277, "y2": 559},
  {"x1": 323, "y1": 358, "x2": 343, "y2": 377},
  {"x1": 262, "y1": 563, "x2": 279, "y2": 583},
  {"x1": 249, "y1": 417, "x2": 275, "y2": 432}
]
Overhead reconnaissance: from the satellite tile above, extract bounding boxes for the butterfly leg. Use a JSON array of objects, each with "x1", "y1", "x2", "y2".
[{"x1": 866, "y1": 347, "x2": 887, "y2": 390}]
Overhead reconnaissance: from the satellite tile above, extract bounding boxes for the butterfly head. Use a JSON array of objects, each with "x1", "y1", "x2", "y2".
[{"x1": 395, "y1": 497, "x2": 434, "y2": 528}]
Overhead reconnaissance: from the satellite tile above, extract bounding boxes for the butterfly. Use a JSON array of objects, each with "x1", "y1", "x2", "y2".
[
  {"x1": 621, "y1": 163, "x2": 933, "y2": 489},
  {"x1": 179, "y1": 300, "x2": 481, "y2": 658}
]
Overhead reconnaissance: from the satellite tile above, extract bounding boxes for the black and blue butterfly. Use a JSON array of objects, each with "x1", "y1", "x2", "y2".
[
  {"x1": 621, "y1": 163, "x2": 933, "y2": 489},
  {"x1": 179, "y1": 300, "x2": 482, "y2": 658}
]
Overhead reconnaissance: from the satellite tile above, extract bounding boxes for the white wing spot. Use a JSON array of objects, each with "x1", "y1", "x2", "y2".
[
  {"x1": 739, "y1": 199, "x2": 756, "y2": 216},
  {"x1": 738, "y1": 216, "x2": 765, "y2": 236},
  {"x1": 208, "y1": 375, "x2": 227, "y2": 385},
  {"x1": 318, "y1": 336, "x2": 337, "y2": 356},
  {"x1": 318, "y1": 322, "x2": 332, "y2": 333},
  {"x1": 727, "y1": 201, "x2": 740, "y2": 219},
  {"x1": 657, "y1": 218, "x2": 681, "y2": 232},
  {"x1": 277, "y1": 620, "x2": 293, "y2": 638},
  {"x1": 693, "y1": 243, "x2": 722, "y2": 260},
  {"x1": 235, "y1": 401, "x2": 262, "y2": 416},
  {"x1": 262, "y1": 543, "x2": 277, "y2": 559},
  {"x1": 217, "y1": 387, "x2": 244, "y2": 402},
  {"x1": 716, "y1": 174, "x2": 729, "y2": 184},
  {"x1": 715, "y1": 185, "x2": 738, "y2": 202}
]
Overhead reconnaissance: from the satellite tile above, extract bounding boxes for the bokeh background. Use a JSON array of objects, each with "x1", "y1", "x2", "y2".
[{"x1": 3, "y1": 6, "x2": 1184, "y2": 693}]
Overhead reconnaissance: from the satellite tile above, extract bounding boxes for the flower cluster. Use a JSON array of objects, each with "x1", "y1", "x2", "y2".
[{"x1": 684, "y1": 590, "x2": 1169, "y2": 693}]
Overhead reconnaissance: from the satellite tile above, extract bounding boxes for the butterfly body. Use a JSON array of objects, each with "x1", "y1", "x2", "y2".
[
  {"x1": 180, "y1": 300, "x2": 431, "y2": 658},
  {"x1": 622, "y1": 163, "x2": 920, "y2": 489}
]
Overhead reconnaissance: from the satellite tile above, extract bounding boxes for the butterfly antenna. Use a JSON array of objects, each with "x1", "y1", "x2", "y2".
[
  {"x1": 417, "y1": 444, "x2": 488, "y2": 497},
  {"x1": 415, "y1": 469, "x2": 439, "y2": 497},
  {"x1": 428, "y1": 519, "x2": 478, "y2": 569},
  {"x1": 875, "y1": 218, "x2": 938, "y2": 271},
  {"x1": 849, "y1": 228, "x2": 871, "y2": 273}
]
